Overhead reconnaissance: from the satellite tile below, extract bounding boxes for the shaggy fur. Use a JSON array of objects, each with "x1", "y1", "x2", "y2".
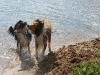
[
  {"x1": 27, "y1": 19, "x2": 52, "y2": 62},
  {"x1": 8, "y1": 20, "x2": 32, "y2": 56}
]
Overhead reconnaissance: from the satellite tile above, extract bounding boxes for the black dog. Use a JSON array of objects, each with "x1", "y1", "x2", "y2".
[{"x1": 8, "y1": 20, "x2": 32, "y2": 56}]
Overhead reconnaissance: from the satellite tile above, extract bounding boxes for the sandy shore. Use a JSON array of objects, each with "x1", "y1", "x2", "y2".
[
  {"x1": 3, "y1": 37, "x2": 100, "y2": 75},
  {"x1": 4, "y1": 65, "x2": 34, "y2": 75}
]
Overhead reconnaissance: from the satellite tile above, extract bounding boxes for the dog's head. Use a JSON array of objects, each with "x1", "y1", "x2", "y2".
[
  {"x1": 8, "y1": 20, "x2": 31, "y2": 41},
  {"x1": 27, "y1": 19, "x2": 44, "y2": 37},
  {"x1": 14, "y1": 20, "x2": 27, "y2": 34},
  {"x1": 14, "y1": 21, "x2": 32, "y2": 40},
  {"x1": 14, "y1": 20, "x2": 23, "y2": 30},
  {"x1": 8, "y1": 20, "x2": 24, "y2": 36}
]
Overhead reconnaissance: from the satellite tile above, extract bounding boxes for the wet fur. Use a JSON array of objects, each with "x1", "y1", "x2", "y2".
[
  {"x1": 27, "y1": 19, "x2": 51, "y2": 62},
  {"x1": 8, "y1": 20, "x2": 32, "y2": 56}
]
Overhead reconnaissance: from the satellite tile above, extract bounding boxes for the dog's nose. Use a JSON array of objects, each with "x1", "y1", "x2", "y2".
[{"x1": 27, "y1": 25, "x2": 29, "y2": 27}]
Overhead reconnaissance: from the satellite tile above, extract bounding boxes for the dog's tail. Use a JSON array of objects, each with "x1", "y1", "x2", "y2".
[{"x1": 8, "y1": 26, "x2": 15, "y2": 36}]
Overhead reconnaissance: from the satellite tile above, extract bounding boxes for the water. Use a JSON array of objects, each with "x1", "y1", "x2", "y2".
[{"x1": 0, "y1": 0, "x2": 100, "y2": 74}]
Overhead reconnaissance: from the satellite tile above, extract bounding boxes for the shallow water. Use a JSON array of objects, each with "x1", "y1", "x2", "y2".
[{"x1": 0, "y1": 0, "x2": 100, "y2": 74}]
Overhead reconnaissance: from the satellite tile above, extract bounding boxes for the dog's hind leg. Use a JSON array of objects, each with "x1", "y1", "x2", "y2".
[
  {"x1": 40, "y1": 35, "x2": 47, "y2": 61},
  {"x1": 47, "y1": 32, "x2": 51, "y2": 52}
]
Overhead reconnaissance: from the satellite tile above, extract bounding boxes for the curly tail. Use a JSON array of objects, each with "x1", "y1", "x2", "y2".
[{"x1": 8, "y1": 26, "x2": 15, "y2": 36}]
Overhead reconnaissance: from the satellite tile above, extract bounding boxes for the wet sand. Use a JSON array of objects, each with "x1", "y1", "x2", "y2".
[{"x1": 3, "y1": 37, "x2": 100, "y2": 75}]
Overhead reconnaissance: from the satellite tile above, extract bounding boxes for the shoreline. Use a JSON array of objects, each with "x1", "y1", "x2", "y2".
[{"x1": 2, "y1": 37, "x2": 100, "y2": 75}]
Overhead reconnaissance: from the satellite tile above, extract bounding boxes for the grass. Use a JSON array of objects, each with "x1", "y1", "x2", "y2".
[{"x1": 70, "y1": 49, "x2": 100, "y2": 75}]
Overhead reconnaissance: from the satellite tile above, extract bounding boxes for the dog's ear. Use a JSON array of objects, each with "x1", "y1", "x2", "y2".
[
  {"x1": 20, "y1": 22, "x2": 27, "y2": 28},
  {"x1": 19, "y1": 20, "x2": 23, "y2": 23},
  {"x1": 14, "y1": 20, "x2": 23, "y2": 30},
  {"x1": 35, "y1": 20, "x2": 44, "y2": 37},
  {"x1": 23, "y1": 22, "x2": 27, "y2": 26},
  {"x1": 35, "y1": 19, "x2": 40, "y2": 22},
  {"x1": 8, "y1": 26, "x2": 14, "y2": 36},
  {"x1": 24, "y1": 22, "x2": 27, "y2": 25}
]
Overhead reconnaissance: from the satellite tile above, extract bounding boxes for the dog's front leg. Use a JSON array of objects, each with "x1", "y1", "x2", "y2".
[
  {"x1": 28, "y1": 43, "x2": 31, "y2": 56},
  {"x1": 35, "y1": 40, "x2": 38, "y2": 61},
  {"x1": 17, "y1": 41, "x2": 18, "y2": 49},
  {"x1": 19, "y1": 44, "x2": 22, "y2": 56}
]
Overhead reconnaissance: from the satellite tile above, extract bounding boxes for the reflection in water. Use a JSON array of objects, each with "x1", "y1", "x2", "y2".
[{"x1": 19, "y1": 50, "x2": 35, "y2": 70}]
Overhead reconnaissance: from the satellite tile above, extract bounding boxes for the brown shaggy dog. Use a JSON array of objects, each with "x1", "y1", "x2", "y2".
[{"x1": 27, "y1": 19, "x2": 52, "y2": 62}]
